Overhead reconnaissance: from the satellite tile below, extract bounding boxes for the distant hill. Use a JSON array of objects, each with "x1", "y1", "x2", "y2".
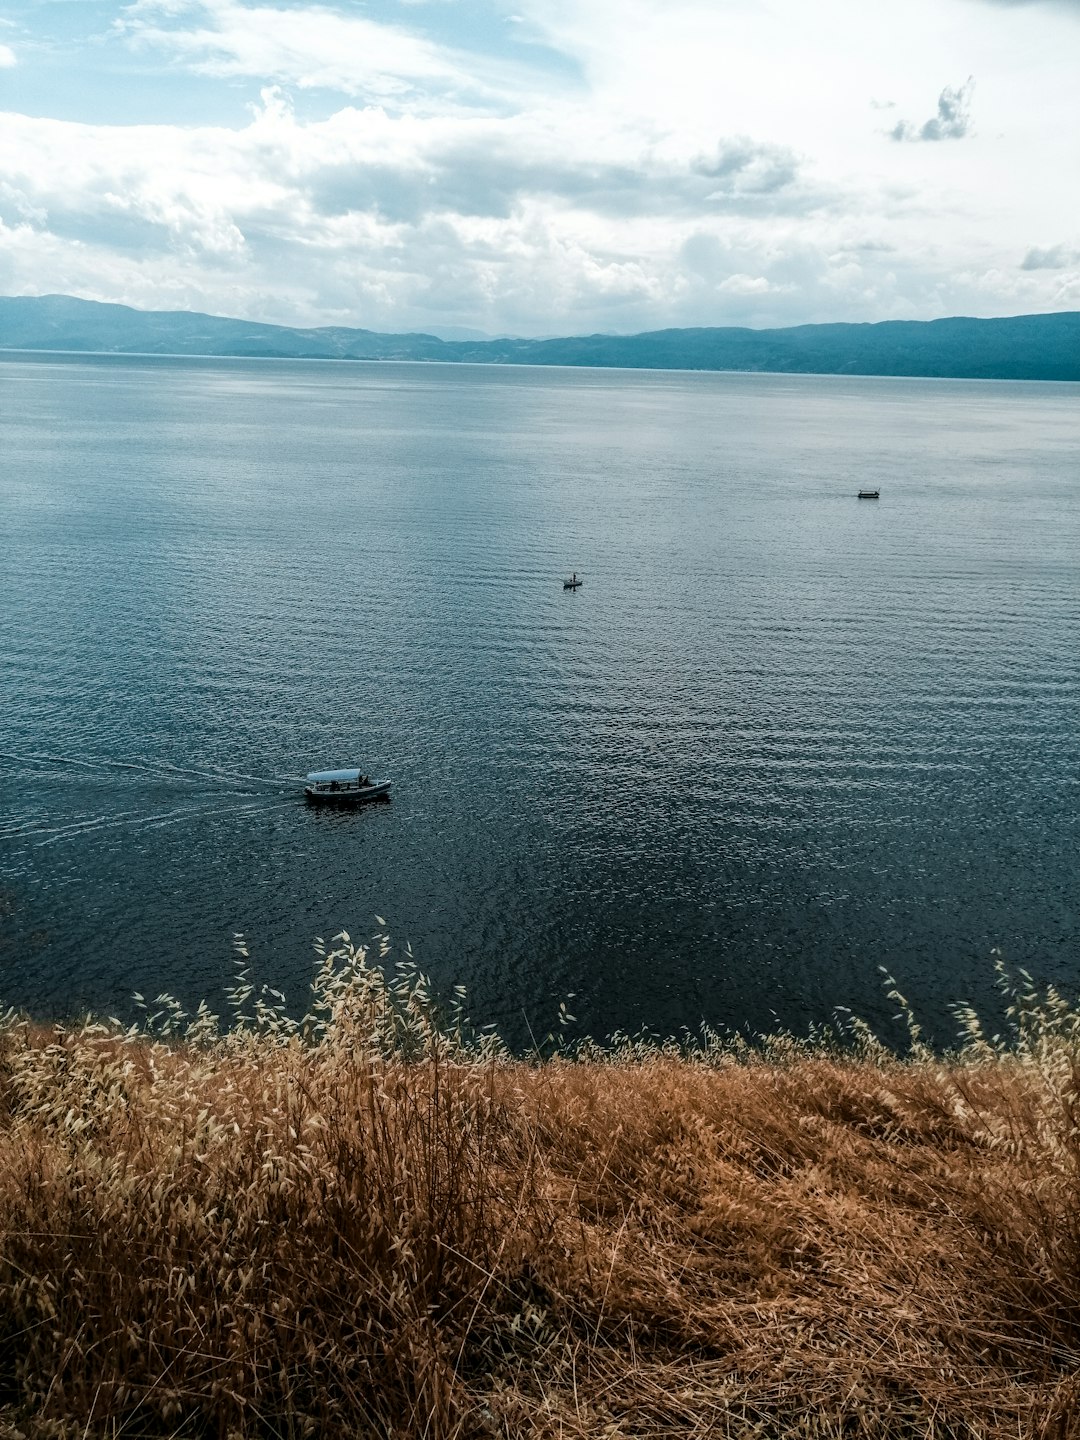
[{"x1": 2, "y1": 293, "x2": 1078, "y2": 381}]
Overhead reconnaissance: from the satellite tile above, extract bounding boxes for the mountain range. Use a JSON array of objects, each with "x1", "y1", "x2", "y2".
[{"x1": 2, "y1": 294, "x2": 1078, "y2": 381}]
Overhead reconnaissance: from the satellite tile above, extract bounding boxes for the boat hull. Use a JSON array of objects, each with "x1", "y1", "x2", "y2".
[{"x1": 304, "y1": 781, "x2": 391, "y2": 805}]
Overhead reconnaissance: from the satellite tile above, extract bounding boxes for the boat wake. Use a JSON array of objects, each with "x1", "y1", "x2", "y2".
[
  {"x1": 25, "y1": 798, "x2": 299, "y2": 849},
  {"x1": 0, "y1": 746, "x2": 302, "y2": 849},
  {"x1": 0, "y1": 749, "x2": 299, "y2": 788}
]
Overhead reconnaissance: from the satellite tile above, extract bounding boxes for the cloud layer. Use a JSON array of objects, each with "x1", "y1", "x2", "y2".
[
  {"x1": 890, "y1": 79, "x2": 975, "y2": 142},
  {"x1": 115, "y1": 0, "x2": 519, "y2": 107},
  {"x1": 1, "y1": 0, "x2": 1079, "y2": 333}
]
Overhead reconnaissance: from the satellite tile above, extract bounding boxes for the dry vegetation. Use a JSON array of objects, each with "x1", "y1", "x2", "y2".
[{"x1": 2, "y1": 933, "x2": 1080, "y2": 1439}]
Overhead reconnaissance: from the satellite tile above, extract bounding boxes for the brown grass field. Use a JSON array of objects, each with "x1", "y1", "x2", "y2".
[{"x1": 1, "y1": 934, "x2": 1079, "y2": 1438}]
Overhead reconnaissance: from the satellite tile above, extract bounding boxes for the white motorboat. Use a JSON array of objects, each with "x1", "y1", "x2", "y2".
[{"x1": 304, "y1": 769, "x2": 391, "y2": 804}]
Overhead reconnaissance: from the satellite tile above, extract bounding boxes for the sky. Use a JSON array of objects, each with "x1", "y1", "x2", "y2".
[{"x1": 1, "y1": 0, "x2": 1078, "y2": 337}]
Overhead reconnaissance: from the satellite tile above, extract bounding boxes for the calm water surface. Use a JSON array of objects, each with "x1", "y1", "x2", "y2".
[{"x1": 1, "y1": 355, "x2": 1078, "y2": 1047}]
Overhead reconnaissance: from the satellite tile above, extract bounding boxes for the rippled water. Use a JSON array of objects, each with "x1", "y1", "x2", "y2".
[{"x1": 1, "y1": 354, "x2": 1078, "y2": 1046}]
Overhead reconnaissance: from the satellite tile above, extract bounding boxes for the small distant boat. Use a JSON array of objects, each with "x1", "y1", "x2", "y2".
[
  {"x1": 304, "y1": 769, "x2": 391, "y2": 804},
  {"x1": 857, "y1": 489, "x2": 880, "y2": 500},
  {"x1": 563, "y1": 572, "x2": 583, "y2": 590}
]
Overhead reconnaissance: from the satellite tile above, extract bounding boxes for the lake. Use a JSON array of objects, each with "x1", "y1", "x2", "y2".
[{"x1": 1, "y1": 354, "x2": 1077, "y2": 1048}]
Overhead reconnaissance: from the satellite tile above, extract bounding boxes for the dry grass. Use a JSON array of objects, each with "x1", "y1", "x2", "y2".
[{"x1": 2, "y1": 936, "x2": 1080, "y2": 1438}]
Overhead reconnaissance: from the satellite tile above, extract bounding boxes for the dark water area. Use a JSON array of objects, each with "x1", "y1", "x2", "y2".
[{"x1": 1, "y1": 353, "x2": 1078, "y2": 1050}]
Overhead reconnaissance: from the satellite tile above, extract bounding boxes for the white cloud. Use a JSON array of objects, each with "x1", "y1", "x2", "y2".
[
  {"x1": 1021, "y1": 242, "x2": 1079, "y2": 269},
  {"x1": 116, "y1": 0, "x2": 540, "y2": 109},
  {"x1": 717, "y1": 274, "x2": 788, "y2": 297},
  {"x1": 0, "y1": 44, "x2": 16, "y2": 68},
  {"x1": 2, "y1": 0, "x2": 1080, "y2": 332},
  {"x1": 889, "y1": 78, "x2": 975, "y2": 142},
  {"x1": 0, "y1": 78, "x2": 1074, "y2": 334}
]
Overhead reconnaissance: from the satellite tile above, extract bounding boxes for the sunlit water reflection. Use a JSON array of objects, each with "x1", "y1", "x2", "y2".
[{"x1": 1, "y1": 355, "x2": 1077, "y2": 1047}]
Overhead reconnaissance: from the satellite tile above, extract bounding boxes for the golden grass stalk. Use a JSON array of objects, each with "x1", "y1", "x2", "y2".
[{"x1": 1, "y1": 934, "x2": 1079, "y2": 1438}]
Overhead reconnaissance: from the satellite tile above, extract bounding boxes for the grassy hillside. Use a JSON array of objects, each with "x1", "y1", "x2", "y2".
[
  {"x1": 3, "y1": 294, "x2": 1080, "y2": 379},
  {"x1": 1, "y1": 937, "x2": 1079, "y2": 1438}
]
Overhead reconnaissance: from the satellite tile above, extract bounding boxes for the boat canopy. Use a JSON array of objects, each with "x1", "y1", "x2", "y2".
[{"x1": 306, "y1": 768, "x2": 364, "y2": 786}]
